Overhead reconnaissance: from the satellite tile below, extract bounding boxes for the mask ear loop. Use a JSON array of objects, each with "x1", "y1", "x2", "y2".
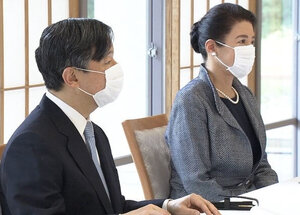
[
  {"x1": 213, "y1": 40, "x2": 234, "y2": 71},
  {"x1": 212, "y1": 52, "x2": 231, "y2": 71},
  {"x1": 215, "y1": 40, "x2": 234, "y2": 49},
  {"x1": 72, "y1": 67, "x2": 106, "y2": 75},
  {"x1": 78, "y1": 87, "x2": 94, "y2": 97}
]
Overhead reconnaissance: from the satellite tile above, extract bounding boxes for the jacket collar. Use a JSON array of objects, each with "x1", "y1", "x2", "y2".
[
  {"x1": 198, "y1": 65, "x2": 241, "y2": 131},
  {"x1": 39, "y1": 95, "x2": 114, "y2": 213},
  {"x1": 198, "y1": 65, "x2": 263, "y2": 145},
  {"x1": 93, "y1": 125, "x2": 123, "y2": 213}
]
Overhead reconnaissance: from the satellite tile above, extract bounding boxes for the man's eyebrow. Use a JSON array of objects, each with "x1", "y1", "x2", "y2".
[
  {"x1": 106, "y1": 50, "x2": 114, "y2": 55},
  {"x1": 102, "y1": 50, "x2": 114, "y2": 59}
]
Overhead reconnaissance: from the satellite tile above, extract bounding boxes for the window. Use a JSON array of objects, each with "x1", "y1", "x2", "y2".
[
  {"x1": 87, "y1": 0, "x2": 164, "y2": 200},
  {"x1": 0, "y1": 0, "x2": 70, "y2": 146},
  {"x1": 260, "y1": 0, "x2": 298, "y2": 180},
  {"x1": 90, "y1": 0, "x2": 149, "y2": 158},
  {"x1": 89, "y1": 0, "x2": 150, "y2": 200}
]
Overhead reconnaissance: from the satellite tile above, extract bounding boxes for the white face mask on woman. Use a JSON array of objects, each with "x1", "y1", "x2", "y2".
[
  {"x1": 76, "y1": 63, "x2": 124, "y2": 108},
  {"x1": 213, "y1": 40, "x2": 255, "y2": 79}
]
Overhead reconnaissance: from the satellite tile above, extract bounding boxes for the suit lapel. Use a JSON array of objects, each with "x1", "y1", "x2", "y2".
[
  {"x1": 199, "y1": 67, "x2": 242, "y2": 131},
  {"x1": 236, "y1": 85, "x2": 262, "y2": 139},
  {"x1": 94, "y1": 125, "x2": 122, "y2": 212},
  {"x1": 66, "y1": 136, "x2": 114, "y2": 213},
  {"x1": 215, "y1": 96, "x2": 242, "y2": 131},
  {"x1": 40, "y1": 95, "x2": 114, "y2": 213},
  {"x1": 199, "y1": 67, "x2": 264, "y2": 173},
  {"x1": 235, "y1": 81, "x2": 264, "y2": 155}
]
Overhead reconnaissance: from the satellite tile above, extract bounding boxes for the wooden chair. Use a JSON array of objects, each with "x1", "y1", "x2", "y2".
[
  {"x1": 0, "y1": 144, "x2": 6, "y2": 160},
  {"x1": 122, "y1": 114, "x2": 170, "y2": 200},
  {"x1": 0, "y1": 144, "x2": 5, "y2": 214}
]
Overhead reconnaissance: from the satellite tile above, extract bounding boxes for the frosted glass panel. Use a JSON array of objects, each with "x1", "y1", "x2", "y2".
[
  {"x1": 238, "y1": 0, "x2": 249, "y2": 10},
  {"x1": 29, "y1": 87, "x2": 46, "y2": 113},
  {"x1": 193, "y1": 1, "x2": 207, "y2": 66},
  {"x1": 261, "y1": 0, "x2": 294, "y2": 124},
  {"x1": 180, "y1": 0, "x2": 191, "y2": 67},
  {"x1": 225, "y1": 0, "x2": 237, "y2": 3},
  {"x1": 209, "y1": 0, "x2": 222, "y2": 8},
  {"x1": 29, "y1": 0, "x2": 48, "y2": 85},
  {"x1": 52, "y1": 0, "x2": 69, "y2": 24},
  {"x1": 3, "y1": 0, "x2": 25, "y2": 87},
  {"x1": 4, "y1": 90, "x2": 25, "y2": 144},
  {"x1": 117, "y1": 163, "x2": 144, "y2": 200},
  {"x1": 194, "y1": 0, "x2": 207, "y2": 23},
  {"x1": 91, "y1": 0, "x2": 148, "y2": 157},
  {"x1": 193, "y1": 67, "x2": 200, "y2": 79},
  {"x1": 180, "y1": 68, "x2": 191, "y2": 89},
  {"x1": 193, "y1": 52, "x2": 203, "y2": 66},
  {"x1": 266, "y1": 126, "x2": 294, "y2": 181}
]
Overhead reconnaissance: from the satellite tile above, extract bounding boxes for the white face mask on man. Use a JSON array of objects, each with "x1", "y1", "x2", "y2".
[
  {"x1": 212, "y1": 40, "x2": 255, "y2": 79},
  {"x1": 75, "y1": 63, "x2": 124, "y2": 108}
]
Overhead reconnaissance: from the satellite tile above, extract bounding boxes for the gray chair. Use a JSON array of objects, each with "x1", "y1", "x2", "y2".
[{"x1": 122, "y1": 114, "x2": 170, "y2": 199}]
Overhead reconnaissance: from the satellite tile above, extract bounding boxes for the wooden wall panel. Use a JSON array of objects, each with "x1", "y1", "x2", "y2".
[
  {"x1": 248, "y1": 0, "x2": 257, "y2": 95},
  {"x1": 165, "y1": 0, "x2": 180, "y2": 115},
  {"x1": 25, "y1": 0, "x2": 29, "y2": 116},
  {"x1": 48, "y1": 0, "x2": 52, "y2": 25},
  {"x1": 0, "y1": 0, "x2": 4, "y2": 145},
  {"x1": 69, "y1": 0, "x2": 80, "y2": 18}
]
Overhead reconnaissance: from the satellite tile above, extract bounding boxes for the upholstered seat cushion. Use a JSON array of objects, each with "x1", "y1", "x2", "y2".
[{"x1": 135, "y1": 126, "x2": 170, "y2": 199}]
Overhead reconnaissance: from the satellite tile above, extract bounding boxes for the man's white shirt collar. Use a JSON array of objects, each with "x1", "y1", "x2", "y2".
[{"x1": 46, "y1": 91, "x2": 88, "y2": 140}]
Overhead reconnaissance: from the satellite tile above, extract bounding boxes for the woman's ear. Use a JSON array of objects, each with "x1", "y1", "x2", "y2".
[
  {"x1": 62, "y1": 67, "x2": 79, "y2": 88},
  {"x1": 205, "y1": 39, "x2": 217, "y2": 56}
]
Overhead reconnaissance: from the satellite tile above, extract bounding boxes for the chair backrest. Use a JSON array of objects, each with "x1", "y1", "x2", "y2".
[
  {"x1": 0, "y1": 144, "x2": 5, "y2": 214},
  {"x1": 0, "y1": 144, "x2": 6, "y2": 160},
  {"x1": 122, "y1": 114, "x2": 170, "y2": 200}
]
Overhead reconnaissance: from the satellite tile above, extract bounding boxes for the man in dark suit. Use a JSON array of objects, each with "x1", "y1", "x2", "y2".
[{"x1": 0, "y1": 18, "x2": 220, "y2": 215}]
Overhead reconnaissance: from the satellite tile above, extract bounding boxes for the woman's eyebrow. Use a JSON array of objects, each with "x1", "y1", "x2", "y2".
[
  {"x1": 235, "y1": 35, "x2": 255, "y2": 40},
  {"x1": 235, "y1": 35, "x2": 248, "y2": 39}
]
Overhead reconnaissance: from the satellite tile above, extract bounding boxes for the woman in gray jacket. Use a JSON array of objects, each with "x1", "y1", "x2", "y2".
[{"x1": 166, "y1": 3, "x2": 278, "y2": 202}]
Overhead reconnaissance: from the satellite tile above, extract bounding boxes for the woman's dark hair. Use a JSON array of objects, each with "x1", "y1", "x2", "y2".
[
  {"x1": 190, "y1": 3, "x2": 256, "y2": 60},
  {"x1": 35, "y1": 18, "x2": 113, "y2": 90}
]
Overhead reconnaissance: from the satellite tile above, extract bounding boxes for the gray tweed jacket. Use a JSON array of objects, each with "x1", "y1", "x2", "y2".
[{"x1": 165, "y1": 64, "x2": 278, "y2": 202}]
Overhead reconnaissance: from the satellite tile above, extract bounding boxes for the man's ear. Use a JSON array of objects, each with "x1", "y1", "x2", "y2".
[
  {"x1": 62, "y1": 67, "x2": 79, "y2": 88},
  {"x1": 205, "y1": 39, "x2": 217, "y2": 56}
]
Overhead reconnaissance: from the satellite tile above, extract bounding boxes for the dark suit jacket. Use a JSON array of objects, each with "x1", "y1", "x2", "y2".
[{"x1": 0, "y1": 95, "x2": 163, "y2": 215}]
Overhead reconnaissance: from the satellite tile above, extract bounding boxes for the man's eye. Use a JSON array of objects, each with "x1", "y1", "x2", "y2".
[{"x1": 105, "y1": 61, "x2": 111, "y2": 65}]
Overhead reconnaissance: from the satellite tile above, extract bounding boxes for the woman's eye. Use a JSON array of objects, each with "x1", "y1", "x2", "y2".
[
  {"x1": 105, "y1": 61, "x2": 111, "y2": 65},
  {"x1": 238, "y1": 39, "x2": 246, "y2": 44}
]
